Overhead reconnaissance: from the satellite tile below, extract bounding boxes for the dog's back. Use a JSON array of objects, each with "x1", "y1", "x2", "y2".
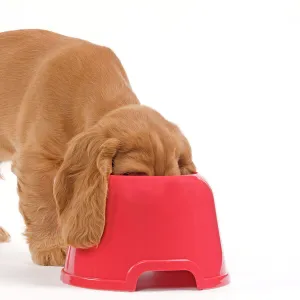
[
  {"x1": 0, "y1": 30, "x2": 72, "y2": 157},
  {"x1": 0, "y1": 30, "x2": 81, "y2": 141},
  {"x1": 0, "y1": 29, "x2": 135, "y2": 161}
]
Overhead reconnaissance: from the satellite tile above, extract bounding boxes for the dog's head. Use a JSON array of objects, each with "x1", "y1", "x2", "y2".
[{"x1": 54, "y1": 105, "x2": 196, "y2": 248}]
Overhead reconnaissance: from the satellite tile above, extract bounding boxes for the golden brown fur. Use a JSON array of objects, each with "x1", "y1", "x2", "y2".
[
  {"x1": 0, "y1": 29, "x2": 196, "y2": 266},
  {"x1": 0, "y1": 227, "x2": 10, "y2": 242}
]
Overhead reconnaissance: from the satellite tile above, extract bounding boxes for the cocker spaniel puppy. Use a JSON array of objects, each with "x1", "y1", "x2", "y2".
[{"x1": 0, "y1": 29, "x2": 196, "y2": 266}]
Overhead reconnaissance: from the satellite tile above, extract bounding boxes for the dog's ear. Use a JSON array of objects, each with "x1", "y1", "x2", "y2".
[
  {"x1": 179, "y1": 135, "x2": 197, "y2": 175},
  {"x1": 180, "y1": 160, "x2": 196, "y2": 175},
  {"x1": 53, "y1": 131, "x2": 119, "y2": 248}
]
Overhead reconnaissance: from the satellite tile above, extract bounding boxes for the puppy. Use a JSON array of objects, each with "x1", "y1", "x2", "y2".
[
  {"x1": 0, "y1": 227, "x2": 10, "y2": 243},
  {"x1": 0, "y1": 29, "x2": 196, "y2": 266}
]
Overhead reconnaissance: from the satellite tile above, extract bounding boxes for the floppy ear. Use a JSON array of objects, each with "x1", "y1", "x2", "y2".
[
  {"x1": 53, "y1": 131, "x2": 119, "y2": 248},
  {"x1": 179, "y1": 135, "x2": 197, "y2": 175},
  {"x1": 180, "y1": 160, "x2": 196, "y2": 175}
]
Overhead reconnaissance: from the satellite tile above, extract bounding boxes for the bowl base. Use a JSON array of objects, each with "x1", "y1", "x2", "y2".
[{"x1": 61, "y1": 268, "x2": 230, "y2": 292}]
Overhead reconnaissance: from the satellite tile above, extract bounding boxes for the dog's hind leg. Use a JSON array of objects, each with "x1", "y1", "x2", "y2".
[
  {"x1": 0, "y1": 227, "x2": 10, "y2": 243},
  {"x1": 0, "y1": 162, "x2": 3, "y2": 180},
  {"x1": 0, "y1": 162, "x2": 10, "y2": 242}
]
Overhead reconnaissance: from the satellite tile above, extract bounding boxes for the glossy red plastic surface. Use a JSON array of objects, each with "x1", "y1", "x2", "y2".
[{"x1": 61, "y1": 174, "x2": 229, "y2": 291}]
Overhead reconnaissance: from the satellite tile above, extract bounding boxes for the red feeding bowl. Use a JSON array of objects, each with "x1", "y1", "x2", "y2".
[{"x1": 61, "y1": 174, "x2": 229, "y2": 291}]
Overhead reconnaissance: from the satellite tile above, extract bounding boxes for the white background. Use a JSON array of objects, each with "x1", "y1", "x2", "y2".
[{"x1": 1, "y1": 0, "x2": 300, "y2": 298}]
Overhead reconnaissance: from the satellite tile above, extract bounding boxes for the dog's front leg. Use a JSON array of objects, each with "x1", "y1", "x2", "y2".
[{"x1": 13, "y1": 152, "x2": 66, "y2": 266}]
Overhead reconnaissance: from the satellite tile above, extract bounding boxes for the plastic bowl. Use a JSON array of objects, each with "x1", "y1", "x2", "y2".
[{"x1": 61, "y1": 174, "x2": 229, "y2": 291}]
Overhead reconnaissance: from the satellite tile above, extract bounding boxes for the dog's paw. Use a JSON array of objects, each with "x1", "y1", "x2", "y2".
[
  {"x1": 31, "y1": 247, "x2": 67, "y2": 266},
  {"x1": 0, "y1": 227, "x2": 10, "y2": 243}
]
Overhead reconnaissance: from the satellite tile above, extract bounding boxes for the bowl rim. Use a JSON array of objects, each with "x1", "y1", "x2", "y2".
[{"x1": 110, "y1": 173, "x2": 198, "y2": 179}]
